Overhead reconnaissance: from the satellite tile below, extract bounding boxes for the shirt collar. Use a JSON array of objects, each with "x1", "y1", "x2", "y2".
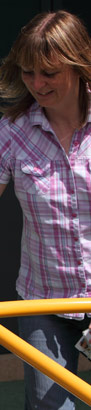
[
  {"x1": 29, "y1": 92, "x2": 91, "y2": 130},
  {"x1": 29, "y1": 102, "x2": 51, "y2": 131}
]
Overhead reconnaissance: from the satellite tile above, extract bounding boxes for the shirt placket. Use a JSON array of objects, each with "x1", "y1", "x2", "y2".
[{"x1": 67, "y1": 138, "x2": 86, "y2": 293}]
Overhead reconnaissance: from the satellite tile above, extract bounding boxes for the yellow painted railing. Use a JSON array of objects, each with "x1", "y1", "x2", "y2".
[
  {"x1": 0, "y1": 297, "x2": 91, "y2": 317},
  {"x1": 0, "y1": 298, "x2": 91, "y2": 406}
]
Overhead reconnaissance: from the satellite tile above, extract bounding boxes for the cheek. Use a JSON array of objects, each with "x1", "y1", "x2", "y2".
[
  {"x1": 22, "y1": 78, "x2": 32, "y2": 92},
  {"x1": 21, "y1": 73, "x2": 30, "y2": 87},
  {"x1": 52, "y1": 77, "x2": 65, "y2": 89}
]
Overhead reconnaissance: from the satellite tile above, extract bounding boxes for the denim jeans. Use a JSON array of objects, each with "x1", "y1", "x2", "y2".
[{"x1": 17, "y1": 299, "x2": 90, "y2": 410}]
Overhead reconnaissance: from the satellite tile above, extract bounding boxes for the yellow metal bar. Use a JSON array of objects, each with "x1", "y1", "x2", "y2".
[
  {"x1": 0, "y1": 325, "x2": 91, "y2": 406},
  {"x1": 0, "y1": 298, "x2": 91, "y2": 317}
]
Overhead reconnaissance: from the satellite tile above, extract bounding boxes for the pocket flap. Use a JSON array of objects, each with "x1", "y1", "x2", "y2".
[{"x1": 21, "y1": 159, "x2": 50, "y2": 177}]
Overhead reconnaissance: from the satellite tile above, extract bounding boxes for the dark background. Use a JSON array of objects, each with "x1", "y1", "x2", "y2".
[{"x1": 0, "y1": 0, "x2": 91, "y2": 353}]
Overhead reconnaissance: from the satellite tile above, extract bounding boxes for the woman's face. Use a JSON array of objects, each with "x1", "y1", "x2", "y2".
[{"x1": 21, "y1": 63, "x2": 79, "y2": 111}]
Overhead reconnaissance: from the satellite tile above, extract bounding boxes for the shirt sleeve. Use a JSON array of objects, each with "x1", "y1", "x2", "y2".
[{"x1": 0, "y1": 117, "x2": 12, "y2": 184}]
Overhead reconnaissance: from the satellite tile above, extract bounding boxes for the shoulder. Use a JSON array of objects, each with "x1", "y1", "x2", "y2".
[
  {"x1": 0, "y1": 116, "x2": 12, "y2": 150},
  {"x1": 13, "y1": 101, "x2": 40, "y2": 128},
  {"x1": 0, "y1": 101, "x2": 39, "y2": 131}
]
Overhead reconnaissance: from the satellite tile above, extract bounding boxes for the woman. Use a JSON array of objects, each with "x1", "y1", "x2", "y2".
[{"x1": 0, "y1": 10, "x2": 91, "y2": 410}]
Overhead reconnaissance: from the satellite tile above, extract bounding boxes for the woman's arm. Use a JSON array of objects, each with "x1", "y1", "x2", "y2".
[{"x1": 0, "y1": 183, "x2": 7, "y2": 197}]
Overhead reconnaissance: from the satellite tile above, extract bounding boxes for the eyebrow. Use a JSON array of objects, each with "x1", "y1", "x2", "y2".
[{"x1": 21, "y1": 66, "x2": 60, "y2": 74}]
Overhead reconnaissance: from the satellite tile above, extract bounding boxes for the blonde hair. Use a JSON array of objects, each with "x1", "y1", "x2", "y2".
[{"x1": 0, "y1": 10, "x2": 91, "y2": 122}]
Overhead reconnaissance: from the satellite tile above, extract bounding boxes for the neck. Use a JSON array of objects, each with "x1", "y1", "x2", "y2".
[
  {"x1": 45, "y1": 100, "x2": 80, "y2": 132},
  {"x1": 44, "y1": 89, "x2": 80, "y2": 155},
  {"x1": 45, "y1": 79, "x2": 80, "y2": 131}
]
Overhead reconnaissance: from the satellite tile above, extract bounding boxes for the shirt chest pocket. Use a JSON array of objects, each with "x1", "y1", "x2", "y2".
[{"x1": 21, "y1": 159, "x2": 51, "y2": 194}]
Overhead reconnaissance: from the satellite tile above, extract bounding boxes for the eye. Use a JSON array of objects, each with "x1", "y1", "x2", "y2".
[
  {"x1": 43, "y1": 71, "x2": 58, "y2": 78},
  {"x1": 22, "y1": 69, "x2": 34, "y2": 76}
]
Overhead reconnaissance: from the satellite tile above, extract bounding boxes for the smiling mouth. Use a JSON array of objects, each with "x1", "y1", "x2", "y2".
[{"x1": 37, "y1": 90, "x2": 53, "y2": 96}]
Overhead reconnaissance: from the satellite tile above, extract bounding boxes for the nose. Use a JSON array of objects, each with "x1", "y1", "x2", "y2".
[{"x1": 33, "y1": 73, "x2": 46, "y2": 91}]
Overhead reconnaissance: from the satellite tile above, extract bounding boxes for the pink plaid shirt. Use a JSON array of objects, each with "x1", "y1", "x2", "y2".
[{"x1": 0, "y1": 100, "x2": 91, "y2": 318}]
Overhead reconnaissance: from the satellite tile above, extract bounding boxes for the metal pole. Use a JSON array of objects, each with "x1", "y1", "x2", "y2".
[
  {"x1": 0, "y1": 298, "x2": 91, "y2": 317},
  {"x1": 0, "y1": 325, "x2": 91, "y2": 406}
]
